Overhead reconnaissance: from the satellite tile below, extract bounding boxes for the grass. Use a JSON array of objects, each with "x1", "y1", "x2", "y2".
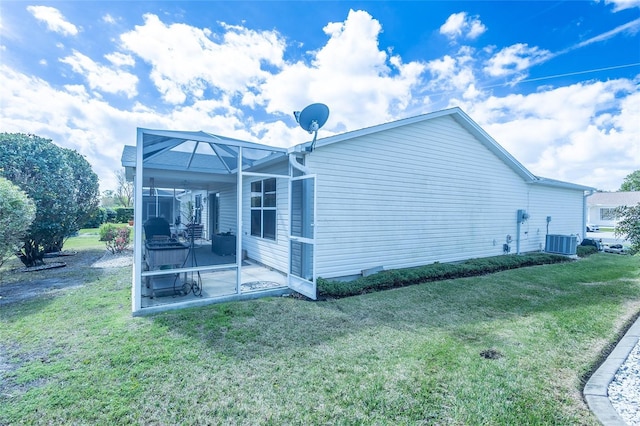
[
  {"x1": 63, "y1": 228, "x2": 104, "y2": 251},
  {"x1": 63, "y1": 226, "x2": 132, "y2": 251},
  {"x1": 1, "y1": 252, "x2": 639, "y2": 424}
]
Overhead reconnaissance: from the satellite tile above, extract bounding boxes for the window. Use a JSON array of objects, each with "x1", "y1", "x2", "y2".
[
  {"x1": 600, "y1": 208, "x2": 617, "y2": 221},
  {"x1": 251, "y1": 178, "x2": 276, "y2": 240}
]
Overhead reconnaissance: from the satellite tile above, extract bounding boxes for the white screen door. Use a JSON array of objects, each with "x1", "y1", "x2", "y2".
[{"x1": 288, "y1": 175, "x2": 316, "y2": 299}]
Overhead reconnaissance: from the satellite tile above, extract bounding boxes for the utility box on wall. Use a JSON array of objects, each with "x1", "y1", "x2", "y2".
[{"x1": 546, "y1": 234, "x2": 577, "y2": 255}]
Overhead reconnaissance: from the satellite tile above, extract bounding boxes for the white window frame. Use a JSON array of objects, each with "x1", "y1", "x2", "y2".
[{"x1": 250, "y1": 178, "x2": 277, "y2": 240}]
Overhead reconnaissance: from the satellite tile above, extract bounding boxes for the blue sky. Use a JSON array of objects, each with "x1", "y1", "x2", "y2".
[{"x1": 1, "y1": 1, "x2": 639, "y2": 192}]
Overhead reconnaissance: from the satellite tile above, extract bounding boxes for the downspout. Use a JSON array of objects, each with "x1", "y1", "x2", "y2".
[{"x1": 289, "y1": 152, "x2": 311, "y2": 175}]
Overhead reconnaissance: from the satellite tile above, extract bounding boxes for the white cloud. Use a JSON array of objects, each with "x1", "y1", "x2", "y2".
[
  {"x1": 440, "y1": 12, "x2": 486, "y2": 41},
  {"x1": 119, "y1": 14, "x2": 286, "y2": 105},
  {"x1": 425, "y1": 47, "x2": 477, "y2": 93},
  {"x1": 484, "y1": 43, "x2": 553, "y2": 77},
  {"x1": 449, "y1": 78, "x2": 640, "y2": 191},
  {"x1": 0, "y1": 64, "x2": 288, "y2": 192},
  {"x1": 26, "y1": 5, "x2": 79, "y2": 36},
  {"x1": 105, "y1": 52, "x2": 135, "y2": 67},
  {"x1": 602, "y1": 0, "x2": 640, "y2": 11},
  {"x1": 103, "y1": 14, "x2": 117, "y2": 24},
  {"x1": 256, "y1": 9, "x2": 427, "y2": 133},
  {"x1": 572, "y1": 18, "x2": 640, "y2": 50},
  {"x1": 60, "y1": 50, "x2": 139, "y2": 98}
]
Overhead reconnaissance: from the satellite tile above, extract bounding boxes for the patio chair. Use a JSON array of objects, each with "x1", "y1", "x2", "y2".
[{"x1": 186, "y1": 223, "x2": 204, "y2": 245}]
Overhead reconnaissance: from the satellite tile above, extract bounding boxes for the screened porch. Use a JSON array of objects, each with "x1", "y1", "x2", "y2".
[{"x1": 122, "y1": 128, "x2": 317, "y2": 315}]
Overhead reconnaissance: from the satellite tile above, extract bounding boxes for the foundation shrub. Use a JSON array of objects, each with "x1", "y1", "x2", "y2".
[
  {"x1": 577, "y1": 245, "x2": 598, "y2": 257},
  {"x1": 317, "y1": 253, "x2": 570, "y2": 298}
]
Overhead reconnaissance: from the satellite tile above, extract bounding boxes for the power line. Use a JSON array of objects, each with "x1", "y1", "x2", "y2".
[{"x1": 482, "y1": 63, "x2": 640, "y2": 89}]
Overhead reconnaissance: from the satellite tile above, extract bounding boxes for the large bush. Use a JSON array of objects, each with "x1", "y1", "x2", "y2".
[
  {"x1": 83, "y1": 207, "x2": 108, "y2": 229},
  {"x1": 105, "y1": 208, "x2": 117, "y2": 223},
  {"x1": 0, "y1": 133, "x2": 100, "y2": 266},
  {"x1": 0, "y1": 177, "x2": 36, "y2": 266},
  {"x1": 115, "y1": 207, "x2": 134, "y2": 223}
]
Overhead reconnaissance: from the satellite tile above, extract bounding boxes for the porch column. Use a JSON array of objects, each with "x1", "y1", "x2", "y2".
[
  {"x1": 236, "y1": 147, "x2": 243, "y2": 294},
  {"x1": 132, "y1": 128, "x2": 144, "y2": 313}
]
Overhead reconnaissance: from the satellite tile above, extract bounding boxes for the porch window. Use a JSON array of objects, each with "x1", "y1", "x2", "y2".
[
  {"x1": 251, "y1": 178, "x2": 276, "y2": 240},
  {"x1": 600, "y1": 208, "x2": 617, "y2": 221}
]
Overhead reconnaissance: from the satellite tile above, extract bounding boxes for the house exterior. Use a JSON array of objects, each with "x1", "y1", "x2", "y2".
[
  {"x1": 587, "y1": 191, "x2": 640, "y2": 228},
  {"x1": 141, "y1": 188, "x2": 179, "y2": 223},
  {"x1": 122, "y1": 107, "x2": 593, "y2": 314}
]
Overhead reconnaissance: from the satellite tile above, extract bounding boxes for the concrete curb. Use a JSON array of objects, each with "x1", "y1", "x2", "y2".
[{"x1": 584, "y1": 315, "x2": 640, "y2": 425}]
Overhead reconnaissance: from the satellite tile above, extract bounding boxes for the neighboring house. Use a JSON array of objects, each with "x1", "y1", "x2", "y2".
[
  {"x1": 587, "y1": 191, "x2": 640, "y2": 228},
  {"x1": 122, "y1": 107, "x2": 593, "y2": 315}
]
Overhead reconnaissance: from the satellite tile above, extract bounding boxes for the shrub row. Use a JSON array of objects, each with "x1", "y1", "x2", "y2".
[
  {"x1": 317, "y1": 252, "x2": 572, "y2": 298},
  {"x1": 83, "y1": 207, "x2": 134, "y2": 228}
]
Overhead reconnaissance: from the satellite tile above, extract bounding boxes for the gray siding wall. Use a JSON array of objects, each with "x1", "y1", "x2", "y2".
[
  {"x1": 241, "y1": 163, "x2": 290, "y2": 273},
  {"x1": 525, "y1": 185, "x2": 584, "y2": 252},
  {"x1": 306, "y1": 115, "x2": 585, "y2": 279},
  {"x1": 217, "y1": 183, "x2": 237, "y2": 235}
]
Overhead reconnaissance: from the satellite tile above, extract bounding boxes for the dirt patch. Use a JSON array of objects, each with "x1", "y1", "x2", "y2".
[
  {"x1": 91, "y1": 250, "x2": 133, "y2": 268},
  {"x1": 0, "y1": 249, "x2": 132, "y2": 306},
  {"x1": 19, "y1": 262, "x2": 67, "y2": 272},
  {"x1": 0, "y1": 277, "x2": 84, "y2": 305}
]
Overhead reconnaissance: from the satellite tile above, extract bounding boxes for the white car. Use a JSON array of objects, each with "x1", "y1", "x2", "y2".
[{"x1": 586, "y1": 224, "x2": 600, "y2": 232}]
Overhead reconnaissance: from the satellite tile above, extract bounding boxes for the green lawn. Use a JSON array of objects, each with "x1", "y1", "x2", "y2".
[
  {"x1": 1, "y1": 253, "x2": 638, "y2": 424},
  {"x1": 63, "y1": 226, "x2": 131, "y2": 251},
  {"x1": 62, "y1": 228, "x2": 104, "y2": 251}
]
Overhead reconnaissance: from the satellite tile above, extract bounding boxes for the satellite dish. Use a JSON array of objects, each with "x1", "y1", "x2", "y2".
[{"x1": 293, "y1": 103, "x2": 329, "y2": 152}]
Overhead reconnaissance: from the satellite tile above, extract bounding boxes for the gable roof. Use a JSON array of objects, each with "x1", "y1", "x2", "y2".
[
  {"x1": 294, "y1": 107, "x2": 593, "y2": 191},
  {"x1": 121, "y1": 128, "x2": 288, "y2": 190},
  {"x1": 121, "y1": 107, "x2": 593, "y2": 192},
  {"x1": 587, "y1": 191, "x2": 640, "y2": 206}
]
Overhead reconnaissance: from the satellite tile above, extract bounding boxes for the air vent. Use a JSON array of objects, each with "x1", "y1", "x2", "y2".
[{"x1": 545, "y1": 235, "x2": 577, "y2": 255}]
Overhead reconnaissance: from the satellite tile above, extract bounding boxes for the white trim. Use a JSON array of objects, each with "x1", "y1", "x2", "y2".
[
  {"x1": 133, "y1": 128, "x2": 144, "y2": 314},
  {"x1": 242, "y1": 171, "x2": 290, "y2": 179},
  {"x1": 288, "y1": 174, "x2": 317, "y2": 299},
  {"x1": 236, "y1": 147, "x2": 243, "y2": 295},
  {"x1": 141, "y1": 263, "x2": 236, "y2": 277}
]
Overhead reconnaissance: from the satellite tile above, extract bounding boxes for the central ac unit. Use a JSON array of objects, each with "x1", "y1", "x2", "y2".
[{"x1": 546, "y1": 234, "x2": 577, "y2": 255}]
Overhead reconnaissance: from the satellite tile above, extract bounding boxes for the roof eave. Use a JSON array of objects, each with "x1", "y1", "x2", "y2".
[{"x1": 531, "y1": 177, "x2": 595, "y2": 191}]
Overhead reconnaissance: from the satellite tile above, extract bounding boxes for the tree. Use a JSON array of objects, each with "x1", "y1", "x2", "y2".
[
  {"x1": 0, "y1": 133, "x2": 99, "y2": 266},
  {"x1": 620, "y1": 170, "x2": 640, "y2": 191},
  {"x1": 115, "y1": 169, "x2": 133, "y2": 207},
  {"x1": 44, "y1": 148, "x2": 100, "y2": 252},
  {"x1": 614, "y1": 203, "x2": 640, "y2": 254},
  {"x1": 101, "y1": 189, "x2": 118, "y2": 208},
  {"x1": 0, "y1": 177, "x2": 36, "y2": 267}
]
